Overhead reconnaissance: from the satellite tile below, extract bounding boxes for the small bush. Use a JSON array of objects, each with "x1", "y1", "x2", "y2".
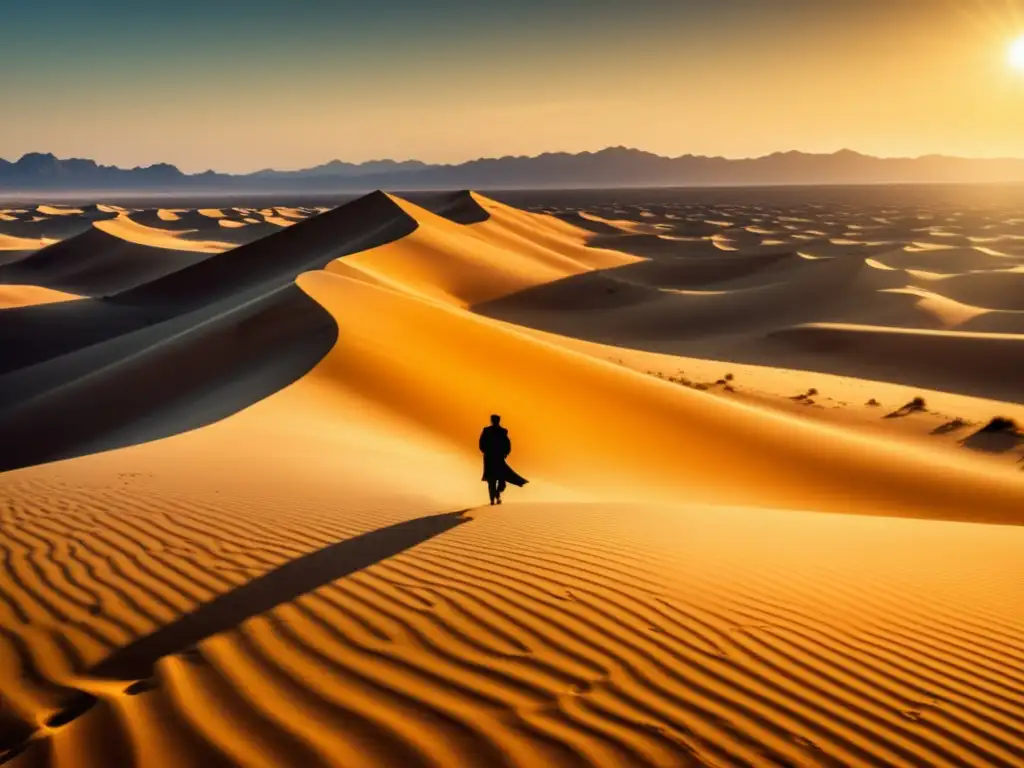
[
  {"x1": 978, "y1": 416, "x2": 1019, "y2": 434},
  {"x1": 724, "y1": 373, "x2": 735, "y2": 381}
]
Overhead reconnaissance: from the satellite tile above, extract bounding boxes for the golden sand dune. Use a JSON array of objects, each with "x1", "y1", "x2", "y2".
[
  {"x1": 0, "y1": 233, "x2": 58, "y2": 252},
  {"x1": 126, "y1": 210, "x2": 281, "y2": 246},
  {"x1": 95, "y1": 214, "x2": 235, "y2": 254},
  {"x1": 1, "y1": 190, "x2": 1023, "y2": 767},
  {"x1": 35, "y1": 205, "x2": 83, "y2": 216},
  {"x1": 0, "y1": 284, "x2": 79, "y2": 309},
  {"x1": 336, "y1": 193, "x2": 636, "y2": 306}
]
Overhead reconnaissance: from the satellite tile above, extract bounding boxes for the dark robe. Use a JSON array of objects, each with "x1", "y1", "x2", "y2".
[{"x1": 479, "y1": 425, "x2": 528, "y2": 487}]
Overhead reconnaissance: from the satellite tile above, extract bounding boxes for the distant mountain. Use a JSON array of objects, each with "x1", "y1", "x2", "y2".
[
  {"x1": 0, "y1": 152, "x2": 189, "y2": 189},
  {"x1": 246, "y1": 158, "x2": 431, "y2": 179},
  {"x1": 3, "y1": 147, "x2": 1024, "y2": 193}
]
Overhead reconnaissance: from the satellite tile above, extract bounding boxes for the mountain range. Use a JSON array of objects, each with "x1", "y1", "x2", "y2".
[{"x1": 2, "y1": 147, "x2": 1024, "y2": 193}]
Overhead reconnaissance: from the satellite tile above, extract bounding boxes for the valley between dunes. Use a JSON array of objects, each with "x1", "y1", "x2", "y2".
[{"x1": 0, "y1": 190, "x2": 1022, "y2": 767}]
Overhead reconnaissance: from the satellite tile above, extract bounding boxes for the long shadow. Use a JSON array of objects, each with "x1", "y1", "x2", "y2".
[{"x1": 90, "y1": 510, "x2": 470, "y2": 681}]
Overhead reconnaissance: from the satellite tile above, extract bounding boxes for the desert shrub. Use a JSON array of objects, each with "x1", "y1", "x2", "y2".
[{"x1": 978, "y1": 416, "x2": 1019, "y2": 434}]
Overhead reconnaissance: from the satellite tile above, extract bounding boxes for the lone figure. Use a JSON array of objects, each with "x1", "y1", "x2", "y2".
[{"x1": 479, "y1": 414, "x2": 528, "y2": 505}]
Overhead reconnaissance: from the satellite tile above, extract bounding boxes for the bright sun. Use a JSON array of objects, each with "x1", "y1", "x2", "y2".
[{"x1": 1010, "y1": 36, "x2": 1024, "y2": 70}]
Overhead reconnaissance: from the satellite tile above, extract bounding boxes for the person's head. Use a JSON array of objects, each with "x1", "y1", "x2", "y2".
[{"x1": 490, "y1": 414, "x2": 501, "y2": 426}]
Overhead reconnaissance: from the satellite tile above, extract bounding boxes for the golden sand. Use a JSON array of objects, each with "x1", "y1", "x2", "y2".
[{"x1": 0, "y1": 192, "x2": 1022, "y2": 767}]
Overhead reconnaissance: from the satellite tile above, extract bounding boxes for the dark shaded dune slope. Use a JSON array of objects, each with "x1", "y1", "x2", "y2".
[
  {"x1": 0, "y1": 192, "x2": 416, "y2": 374},
  {"x1": 765, "y1": 324, "x2": 1024, "y2": 402},
  {"x1": 119, "y1": 190, "x2": 417, "y2": 309},
  {"x1": 477, "y1": 252, "x2": 905, "y2": 340},
  {"x1": 0, "y1": 192, "x2": 417, "y2": 472},
  {"x1": 0, "y1": 213, "x2": 110, "y2": 240},
  {"x1": 0, "y1": 249, "x2": 39, "y2": 268},
  {"x1": 0, "y1": 227, "x2": 210, "y2": 296},
  {"x1": 0, "y1": 285, "x2": 335, "y2": 472},
  {"x1": 552, "y1": 211, "x2": 623, "y2": 235},
  {"x1": 416, "y1": 190, "x2": 490, "y2": 224},
  {"x1": 605, "y1": 250, "x2": 801, "y2": 288}
]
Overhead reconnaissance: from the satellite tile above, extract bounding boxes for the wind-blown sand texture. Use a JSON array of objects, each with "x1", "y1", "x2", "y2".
[{"x1": 1, "y1": 188, "x2": 1022, "y2": 767}]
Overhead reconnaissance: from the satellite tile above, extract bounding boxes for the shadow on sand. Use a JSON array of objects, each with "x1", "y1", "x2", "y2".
[
  {"x1": 960, "y1": 418, "x2": 1024, "y2": 455},
  {"x1": 90, "y1": 510, "x2": 470, "y2": 681}
]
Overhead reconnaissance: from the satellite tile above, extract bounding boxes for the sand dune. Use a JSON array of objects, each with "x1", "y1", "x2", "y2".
[
  {"x1": 766, "y1": 323, "x2": 1024, "y2": 402},
  {"x1": 1, "y1": 188, "x2": 1023, "y2": 768},
  {"x1": 0, "y1": 284, "x2": 79, "y2": 309},
  {"x1": 36, "y1": 205, "x2": 84, "y2": 216},
  {"x1": 94, "y1": 214, "x2": 235, "y2": 254},
  {"x1": 0, "y1": 226, "x2": 214, "y2": 297},
  {"x1": 334, "y1": 193, "x2": 636, "y2": 307},
  {"x1": 0, "y1": 233, "x2": 59, "y2": 267}
]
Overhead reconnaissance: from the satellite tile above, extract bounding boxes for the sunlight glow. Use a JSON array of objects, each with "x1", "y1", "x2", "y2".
[{"x1": 1010, "y1": 36, "x2": 1024, "y2": 70}]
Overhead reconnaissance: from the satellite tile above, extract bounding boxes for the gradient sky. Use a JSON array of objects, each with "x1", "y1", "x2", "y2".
[{"x1": 2, "y1": 0, "x2": 1023, "y2": 172}]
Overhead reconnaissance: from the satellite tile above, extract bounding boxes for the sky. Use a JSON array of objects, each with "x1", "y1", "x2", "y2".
[{"x1": 2, "y1": 0, "x2": 1023, "y2": 173}]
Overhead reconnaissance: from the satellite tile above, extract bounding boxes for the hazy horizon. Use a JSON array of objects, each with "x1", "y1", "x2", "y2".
[
  {"x1": 3, "y1": 0, "x2": 1023, "y2": 173},
  {"x1": 10, "y1": 145, "x2": 1024, "y2": 177}
]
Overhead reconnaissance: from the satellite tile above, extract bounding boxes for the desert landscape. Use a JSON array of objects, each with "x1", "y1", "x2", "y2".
[{"x1": 0, "y1": 186, "x2": 1022, "y2": 767}]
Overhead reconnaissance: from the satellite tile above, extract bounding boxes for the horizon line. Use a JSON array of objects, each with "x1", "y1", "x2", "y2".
[{"x1": 5, "y1": 145, "x2": 1024, "y2": 177}]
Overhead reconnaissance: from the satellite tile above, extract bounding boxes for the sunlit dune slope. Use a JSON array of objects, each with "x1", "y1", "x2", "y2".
[
  {"x1": 296, "y1": 268, "x2": 1024, "y2": 524},
  {"x1": 94, "y1": 214, "x2": 235, "y2": 254},
  {"x1": 0, "y1": 233, "x2": 58, "y2": 252},
  {"x1": 334, "y1": 193, "x2": 638, "y2": 306},
  {"x1": 0, "y1": 285, "x2": 79, "y2": 309}
]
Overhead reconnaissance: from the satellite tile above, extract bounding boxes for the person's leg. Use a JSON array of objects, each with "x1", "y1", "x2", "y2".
[{"x1": 488, "y1": 479, "x2": 498, "y2": 504}]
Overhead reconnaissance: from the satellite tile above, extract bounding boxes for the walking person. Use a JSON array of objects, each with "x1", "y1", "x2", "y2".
[{"x1": 479, "y1": 414, "x2": 528, "y2": 505}]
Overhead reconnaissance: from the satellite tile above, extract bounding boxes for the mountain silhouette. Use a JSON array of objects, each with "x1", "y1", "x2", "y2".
[{"x1": 3, "y1": 147, "x2": 1024, "y2": 192}]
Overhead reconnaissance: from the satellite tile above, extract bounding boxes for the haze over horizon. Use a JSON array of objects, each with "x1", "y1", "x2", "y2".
[{"x1": 3, "y1": 0, "x2": 1023, "y2": 174}]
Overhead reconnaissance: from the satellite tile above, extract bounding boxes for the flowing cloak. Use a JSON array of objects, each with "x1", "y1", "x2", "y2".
[{"x1": 479, "y1": 426, "x2": 529, "y2": 487}]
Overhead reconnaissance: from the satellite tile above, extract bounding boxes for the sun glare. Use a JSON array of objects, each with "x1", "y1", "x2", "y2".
[{"x1": 1010, "y1": 36, "x2": 1024, "y2": 70}]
